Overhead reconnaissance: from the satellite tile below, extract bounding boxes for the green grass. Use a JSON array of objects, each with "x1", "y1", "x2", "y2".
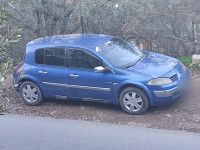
[
  {"x1": 178, "y1": 57, "x2": 200, "y2": 71},
  {"x1": 191, "y1": 64, "x2": 200, "y2": 69},
  {"x1": 178, "y1": 57, "x2": 192, "y2": 67}
]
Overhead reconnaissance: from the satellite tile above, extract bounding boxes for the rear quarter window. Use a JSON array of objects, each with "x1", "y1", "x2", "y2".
[{"x1": 35, "y1": 49, "x2": 44, "y2": 64}]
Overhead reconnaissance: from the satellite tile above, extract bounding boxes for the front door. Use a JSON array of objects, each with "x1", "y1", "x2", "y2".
[{"x1": 68, "y1": 48, "x2": 113, "y2": 102}]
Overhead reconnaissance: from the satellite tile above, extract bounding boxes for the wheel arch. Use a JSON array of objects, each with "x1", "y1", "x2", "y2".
[
  {"x1": 115, "y1": 82, "x2": 153, "y2": 105},
  {"x1": 17, "y1": 75, "x2": 45, "y2": 97}
]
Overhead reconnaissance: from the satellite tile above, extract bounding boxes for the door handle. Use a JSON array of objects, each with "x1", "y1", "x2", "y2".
[
  {"x1": 70, "y1": 74, "x2": 79, "y2": 77},
  {"x1": 38, "y1": 71, "x2": 48, "y2": 74}
]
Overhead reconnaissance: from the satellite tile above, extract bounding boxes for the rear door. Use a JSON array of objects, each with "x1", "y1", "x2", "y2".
[
  {"x1": 34, "y1": 47, "x2": 70, "y2": 99},
  {"x1": 68, "y1": 48, "x2": 113, "y2": 102}
]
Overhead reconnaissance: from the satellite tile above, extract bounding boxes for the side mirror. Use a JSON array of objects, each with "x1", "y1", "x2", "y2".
[{"x1": 94, "y1": 66, "x2": 105, "y2": 73}]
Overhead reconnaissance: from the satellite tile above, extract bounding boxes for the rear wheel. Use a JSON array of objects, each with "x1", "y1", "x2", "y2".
[
  {"x1": 119, "y1": 87, "x2": 149, "y2": 115},
  {"x1": 19, "y1": 81, "x2": 43, "y2": 106}
]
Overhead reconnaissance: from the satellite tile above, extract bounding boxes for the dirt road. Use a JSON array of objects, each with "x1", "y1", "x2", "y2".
[{"x1": 1, "y1": 73, "x2": 200, "y2": 132}]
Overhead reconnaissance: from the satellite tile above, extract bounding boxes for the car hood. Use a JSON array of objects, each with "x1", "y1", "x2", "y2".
[{"x1": 127, "y1": 52, "x2": 178, "y2": 77}]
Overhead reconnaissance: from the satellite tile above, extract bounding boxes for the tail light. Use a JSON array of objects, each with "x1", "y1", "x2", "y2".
[{"x1": 14, "y1": 62, "x2": 24, "y2": 73}]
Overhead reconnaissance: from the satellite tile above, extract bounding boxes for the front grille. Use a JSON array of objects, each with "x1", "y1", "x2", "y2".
[{"x1": 170, "y1": 74, "x2": 178, "y2": 82}]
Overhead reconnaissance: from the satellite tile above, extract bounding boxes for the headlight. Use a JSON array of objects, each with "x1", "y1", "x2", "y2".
[
  {"x1": 147, "y1": 78, "x2": 172, "y2": 85},
  {"x1": 180, "y1": 62, "x2": 186, "y2": 72}
]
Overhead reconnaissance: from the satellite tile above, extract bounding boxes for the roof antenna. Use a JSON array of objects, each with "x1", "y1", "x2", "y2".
[{"x1": 80, "y1": 16, "x2": 85, "y2": 34}]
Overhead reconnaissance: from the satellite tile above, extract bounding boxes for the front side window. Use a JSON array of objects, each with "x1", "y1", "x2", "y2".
[{"x1": 69, "y1": 49, "x2": 102, "y2": 70}]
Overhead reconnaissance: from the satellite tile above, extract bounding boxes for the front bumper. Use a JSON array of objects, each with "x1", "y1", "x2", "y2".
[
  {"x1": 154, "y1": 86, "x2": 179, "y2": 98},
  {"x1": 147, "y1": 67, "x2": 190, "y2": 106}
]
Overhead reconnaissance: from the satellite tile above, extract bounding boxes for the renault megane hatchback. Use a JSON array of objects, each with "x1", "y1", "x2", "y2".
[{"x1": 13, "y1": 34, "x2": 189, "y2": 114}]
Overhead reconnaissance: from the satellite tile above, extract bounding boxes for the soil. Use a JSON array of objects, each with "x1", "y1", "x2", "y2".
[{"x1": 1, "y1": 69, "x2": 200, "y2": 132}]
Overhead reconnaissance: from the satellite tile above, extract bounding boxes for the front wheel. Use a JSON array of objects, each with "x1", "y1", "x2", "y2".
[
  {"x1": 19, "y1": 81, "x2": 43, "y2": 106},
  {"x1": 119, "y1": 87, "x2": 149, "y2": 115}
]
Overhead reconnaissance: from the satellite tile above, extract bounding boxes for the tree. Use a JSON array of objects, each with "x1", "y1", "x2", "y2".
[
  {"x1": 0, "y1": 0, "x2": 21, "y2": 113},
  {"x1": 6, "y1": 0, "x2": 200, "y2": 61}
]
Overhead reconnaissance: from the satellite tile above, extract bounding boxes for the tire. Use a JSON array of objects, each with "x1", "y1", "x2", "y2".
[
  {"x1": 19, "y1": 81, "x2": 43, "y2": 106},
  {"x1": 119, "y1": 87, "x2": 149, "y2": 115}
]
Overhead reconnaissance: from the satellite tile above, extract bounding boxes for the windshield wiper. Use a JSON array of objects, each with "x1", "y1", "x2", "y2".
[
  {"x1": 126, "y1": 64, "x2": 135, "y2": 68},
  {"x1": 126, "y1": 56, "x2": 145, "y2": 68}
]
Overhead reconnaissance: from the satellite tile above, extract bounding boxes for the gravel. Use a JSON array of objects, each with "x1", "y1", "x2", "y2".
[{"x1": 1, "y1": 71, "x2": 200, "y2": 132}]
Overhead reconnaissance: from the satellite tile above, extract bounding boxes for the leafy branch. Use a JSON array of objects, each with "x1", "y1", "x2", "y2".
[
  {"x1": 0, "y1": 0, "x2": 21, "y2": 114},
  {"x1": 0, "y1": 98, "x2": 12, "y2": 115}
]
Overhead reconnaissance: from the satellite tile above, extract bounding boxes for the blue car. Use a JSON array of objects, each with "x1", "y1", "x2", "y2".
[{"x1": 13, "y1": 34, "x2": 189, "y2": 114}]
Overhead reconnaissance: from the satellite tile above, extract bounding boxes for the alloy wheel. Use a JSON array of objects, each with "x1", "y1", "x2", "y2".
[
  {"x1": 22, "y1": 84, "x2": 39, "y2": 103},
  {"x1": 123, "y1": 92, "x2": 143, "y2": 112}
]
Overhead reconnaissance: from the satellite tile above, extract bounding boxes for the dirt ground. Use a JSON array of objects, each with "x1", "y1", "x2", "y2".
[{"x1": 1, "y1": 70, "x2": 200, "y2": 132}]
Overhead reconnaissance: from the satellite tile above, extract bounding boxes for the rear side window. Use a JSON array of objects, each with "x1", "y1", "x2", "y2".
[
  {"x1": 35, "y1": 49, "x2": 44, "y2": 64},
  {"x1": 45, "y1": 48, "x2": 65, "y2": 67},
  {"x1": 35, "y1": 47, "x2": 66, "y2": 67}
]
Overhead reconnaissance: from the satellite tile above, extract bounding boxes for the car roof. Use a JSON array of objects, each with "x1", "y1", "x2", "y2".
[{"x1": 27, "y1": 34, "x2": 113, "y2": 49}]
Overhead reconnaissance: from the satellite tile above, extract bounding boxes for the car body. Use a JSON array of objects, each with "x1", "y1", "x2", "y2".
[{"x1": 13, "y1": 34, "x2": 189, "y2": 114}]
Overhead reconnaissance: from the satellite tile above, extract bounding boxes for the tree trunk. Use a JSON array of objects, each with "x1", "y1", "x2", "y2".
[{"x1": 192, "y1": 18, "x2": 198, "y2": 54}]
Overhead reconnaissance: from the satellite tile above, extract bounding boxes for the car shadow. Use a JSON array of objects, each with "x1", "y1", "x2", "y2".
[
  {"x1": 44, "y1": 98, "x2": 172, "y2": 115},
  {"x1": 45, "y1": 98, "x2": 122, "y2": 111}
]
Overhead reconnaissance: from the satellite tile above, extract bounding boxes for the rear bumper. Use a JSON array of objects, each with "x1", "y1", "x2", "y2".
[{"x1": 13, "y1": 76, "x2": 21, "y2": 92}]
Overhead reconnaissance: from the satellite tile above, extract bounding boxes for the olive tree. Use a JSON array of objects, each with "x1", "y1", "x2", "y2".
[
  {"x1": 6, "y1": 0, "x2": 200, "y2": 61},
  {"x1": 0, "y1": 0, "x2": 21, "y2": 113}
]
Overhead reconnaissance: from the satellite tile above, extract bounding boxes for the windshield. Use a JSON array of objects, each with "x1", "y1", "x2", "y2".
[{"x1": 96, "y1": 38, "x2": 145, "y2": 68}]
